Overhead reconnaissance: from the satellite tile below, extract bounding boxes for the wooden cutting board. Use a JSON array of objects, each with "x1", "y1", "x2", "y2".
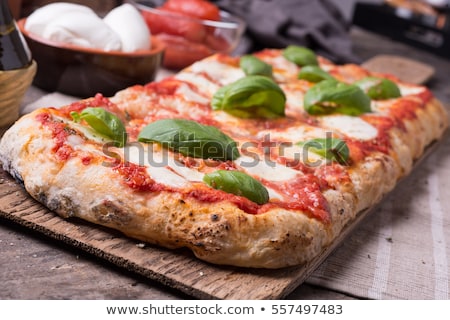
[
  {"x1": 362, "y1": 54, "x2": 435, "y2": 85},
  {"x1": 0, "y1": 134, "x2": 443, "y2": 299}
]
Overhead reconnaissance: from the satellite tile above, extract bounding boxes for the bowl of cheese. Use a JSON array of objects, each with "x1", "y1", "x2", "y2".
[{"x1": 19, "y1": 2, "x2": 165, "y2": 98}]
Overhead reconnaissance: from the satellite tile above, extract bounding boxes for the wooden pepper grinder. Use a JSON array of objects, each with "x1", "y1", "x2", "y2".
[{"x1": 0, "y1": 0, "x2": 36, "y2": 128}]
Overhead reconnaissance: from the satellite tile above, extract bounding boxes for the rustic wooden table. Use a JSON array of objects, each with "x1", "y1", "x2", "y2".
[{"x1": 1, "y1": 27, "x2": 449, "y2": 300}]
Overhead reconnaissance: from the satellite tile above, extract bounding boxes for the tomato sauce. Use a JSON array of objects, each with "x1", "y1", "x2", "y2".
[
  {"x1": 56, "y1": 101, "x2": 87, "y2": 118},
  {"x1": 81, "y1": 155, "x2": 93, "y2": 165},
  {"x1": 57, "y1": 93, "x2": 123, "y2": 120},
  {"x1": 215, "y1": 54, "x2": 239, "y2": 67},
  {"x1": 36, "y1": 112, "x2": 75, "y2": 162},
  {"x1": 144, "y1": 78, "x2": 182, "y2": 96},
  {"x1": 315, "y1": 163, "x2": 352, "y2": 187},
  {"x1": 113, "y1": 162, "x2": 165, "y2": 192},
  {"x1": 276, "y1": 156, "x2": 312, "y2": 174},
  {"x1": 263, "y1": 175, "x2": 331, "y2": 223},
  {"x1": 146, "y1": 78, "x2": 210, "y2": 108},
  {"x1": 388, "y1": 96, "x2": 425, "y2": 122},
  {"x1": 188, "y1": 185, "x2": 261, "y2": 215},
  {"x1": 356, "y1": 93, "x2": 432, "y2": 161},
  {"x1": 125, "y1": 120, "x2": 146, "y2": 142},
  {"x1": 415, "y1": 88, "x2": 433, "y2": 103}
]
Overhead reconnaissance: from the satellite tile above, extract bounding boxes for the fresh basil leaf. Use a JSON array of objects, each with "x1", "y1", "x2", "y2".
[
  {"x1": 304, "y1": 79, "x2": 371, "y2": 116},
  {"x1": 298, "y1": 65, "x2": 335, "y2": 83},
  {"x1": 300, "y1": 137, "x2": 350, "y2": 165},
  {"x1": 203, "y1": 170, "x2": 269, "y2": 205},
  {"x1": 354, "y1": 76, "x2": 401, "y2": 100},
  {"x1": 240, "y1": 55, "x2": 273, "y2": 78},
  {"x1": 211, "y1": 75, "x2": 286, "y2": 119},
  {"x1": 138, "y1": 119, "x2": 240, "y2": 161},
  {"x1": 282, "y1": 45, "x2": 318, "y2": 67},
  {"x1": 71, "y1": 107, "x2": 127, "y2": 147},
  {"x1": 70, "y1": 111, "x2": 81, "y2": 123}
]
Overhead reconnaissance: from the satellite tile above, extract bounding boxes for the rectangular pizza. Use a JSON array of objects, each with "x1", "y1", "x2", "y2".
[{"x1": 0, "y1": 46, "x2": 447, "y2": 269}]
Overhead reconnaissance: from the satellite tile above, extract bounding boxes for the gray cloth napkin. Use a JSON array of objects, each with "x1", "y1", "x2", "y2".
[
  {"x1": 213, "y1": 0, "x2": 361, "y2": 63},
  {"x1": 306, "y1": 137, "x2": 450, "y2": 299}
]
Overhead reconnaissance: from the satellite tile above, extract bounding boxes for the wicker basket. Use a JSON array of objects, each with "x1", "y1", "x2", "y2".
[{"x1": 0, "y1": 60, "x2": 37, "y2": 128}]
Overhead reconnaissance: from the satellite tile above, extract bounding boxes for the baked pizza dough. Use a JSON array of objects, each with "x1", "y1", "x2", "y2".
[{"x1": 0, "y1": 49, "x2": 447, "y2": 268}]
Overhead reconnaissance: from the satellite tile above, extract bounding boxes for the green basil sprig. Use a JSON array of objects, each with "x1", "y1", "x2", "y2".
[
  {"x1": 240, "y1": 55, "x2": 273, "y2": 78},
  {"x1": 211, "y1": 75, "x2": 286, "y2": 119},
  {"x1": 299, "y1": 137, "x2": 350, "y2": 165},
  {"x1": 303, "y1": 79, "x2": 371, "y2": 116},
  {"x1": 203, "y1": 170, "x2": 269, "y2": 205},
  {"x1": 298, "y1": 65, "x2": 335, "y2": 83},
  {"x1": 71, "y1": 107, "x2": 127, "y2": 147},
  {"x1": 138, "y1": 119, "x2": 240, "y2": 161},
  {"x1": 354, "y1": 76, "x2": 401, "y2": 100},
  {"x1": 282, "y1": 45, "x2": 318, "y2": 67}
]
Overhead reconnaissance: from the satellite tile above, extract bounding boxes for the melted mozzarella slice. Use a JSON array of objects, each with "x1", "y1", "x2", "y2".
[
  {"x1": 189, "y1": 59, "x2": 245, "y2": 85},
  {"x1": 265, "y1": 56, "x2": 298, "y2": 74},
  {"x1": 278, "y1": 144, "x2": 325, "y2": 166},
  {"x1": 166, "y1": 157, "x2": 204, "y2": 183},
  {"x1": 123, "y1": 144, "x2": 204, "y2": 188},
  {"x1": 283, "y1": 85, "x2": 305, "y2": 110},
  {"x1": 211, "y1": 112, "x2": 253, "y2": 136},
  {"x1": 175, "y1": 83, "x2": 209, "y2": 104},
  {"x1": 255, "y1": 126, "x2": 330, "y2": 165},
  {"x1": 257, "y1": 125, "x2": 328, "y2": 143},
  {"x1": 398, "y1": 84, "x2": 426, "y2": 96},
  {"x1": 175, "y1": 72, "x2": 220, "y2": 97},
  {"x1": 55, "y1": 115, "x2": 113, "y2": 145},
  {"x1": 319, "y1": 115, "x2": 378, "y2": 140},
  {"x1": 236, "y1": 155, "x2": 300, "y2": 182},
  {"x1": 266, "y1": 187, "x2": 284, "y2": 201}
]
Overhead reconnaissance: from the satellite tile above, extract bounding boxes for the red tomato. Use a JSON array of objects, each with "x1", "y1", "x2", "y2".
[
  {"x1": 205, "y1": 32, "x2": 230, "y2": 52},
  {"x1": 142, "y1": 10, "x2": 206, "y2": 43},
  {"x1": 155, "y1": 34, "x2": 213, "y2": 69},
  {"x1": 162, "y1": 0, "x2": 221, "y2": 21},
  {"x1": 141, "y1": 10, "x2": 166, "y2": 34},
  {"x1": 140, "y1": 0, "x2": 229, "y2": 69}
]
